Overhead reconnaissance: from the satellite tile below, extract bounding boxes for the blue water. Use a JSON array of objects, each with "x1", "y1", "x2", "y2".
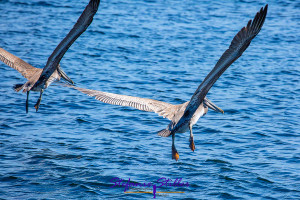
[{"x1": 0, "y1": 0, "x2": 299, "y2": 199}]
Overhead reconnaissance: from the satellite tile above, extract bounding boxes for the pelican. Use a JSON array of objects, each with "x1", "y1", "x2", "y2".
[
  {"x1": 7, "y1": 0, "x2": 100, "y2": 112},
  {"x1": 0, "y1": 48, "x2": 73, "y2": 113},
  {"x1": 67, "y1": 4, "x2": 267, "y2": 161}
]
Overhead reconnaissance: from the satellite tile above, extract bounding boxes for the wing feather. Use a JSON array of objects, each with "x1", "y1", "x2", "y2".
[
  {"x1": 0, "y1": 48, "x2": 41, "y2": 80},
  {"x1": 67, "y1": 85, "x2": 179, "y2": 120}
]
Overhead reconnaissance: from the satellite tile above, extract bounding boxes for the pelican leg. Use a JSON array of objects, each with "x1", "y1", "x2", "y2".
[
  {"x1": 172, "y1": 134, "x2": 179, "y2": 161},
  {"x1": 26, "y1": 91, "x2": 30, "y2": 113},
  {"x1": 34, "y1": 89, "x2": 44, "y2": 112},
  {"x1": 189, "y1": 125, "x2": 195, "y2": 152}
]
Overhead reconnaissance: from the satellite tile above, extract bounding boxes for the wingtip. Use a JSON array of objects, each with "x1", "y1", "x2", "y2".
[
  {"x1": 260, "y1": 4, "x2": 268, "y2": 19},
  {"x1": 90, "y1": 0, "x2": 101, "y2": 11},
  {"x1": 13, "y1": 84, "x2": 23, "y2": 92},
  {"x1": 263, "y1": 4, "x2": 268, "y2": 15},
  {"x1": 250, "y1": 4, "x2": 268, "y2": 36}
]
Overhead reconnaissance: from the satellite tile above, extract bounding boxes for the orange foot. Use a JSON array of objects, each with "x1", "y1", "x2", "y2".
[
  {"x1": 189, "y1": 140, "x2": 195, "y2": 152},
  {"x1": 34, "y1": 102, "x2": 40, "y2": 112},
  {"x1": 172, "y1": 148, "x2": 179, "y2": 161}
]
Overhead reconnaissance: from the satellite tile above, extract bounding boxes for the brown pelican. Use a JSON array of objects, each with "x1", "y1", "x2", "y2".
[
  {"x1": 0, "y1": 48, "x2": 73, "y2": 113},
  {"x1": 8, "y1": 0, "x2": 100, "y2": 112},
  {"x1": 67, "y1": 4, "x2": 268, "y2": 161},
  {"x1": 166, "y1": 5, "x2": 268, "y2": 160}
]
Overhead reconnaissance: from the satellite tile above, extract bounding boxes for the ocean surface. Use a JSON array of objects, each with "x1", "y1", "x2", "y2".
[{"x1": 0, "y1": 0, "x2": 299, "y2": 199}]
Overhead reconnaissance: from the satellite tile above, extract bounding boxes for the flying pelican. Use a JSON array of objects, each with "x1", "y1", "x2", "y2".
[
  {"x1": 5, "y1": 0, "x2": 100, "y2": 112},
  {"x1": 0, "y1": 48, "x2": 73, "y2": 113},
  {"x1": 67, "y1": 4, "x2": 268, "y2": 161}
]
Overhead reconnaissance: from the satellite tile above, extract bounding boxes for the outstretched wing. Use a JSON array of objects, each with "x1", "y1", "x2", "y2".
[
  {"x1": 0, "y1": 48, "x2": 41, "y2": 80},
  {"x1": 67, "y1": 85, "x2": 179, "y2": 120},
  {"x1": 172, "y1": 5, "x2": 268, "y2": 133},
  {"x1": 25, "y1": 0, "x2": 100, "y2": 91}
]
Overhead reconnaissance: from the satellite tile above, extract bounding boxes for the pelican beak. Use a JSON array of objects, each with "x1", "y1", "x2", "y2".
[
  {"x1": 57, "y1": 67, "x2": 74, "y2": 85},
  {"x1": 204, "y1": 98, "x2": 224, "y2": 114}
]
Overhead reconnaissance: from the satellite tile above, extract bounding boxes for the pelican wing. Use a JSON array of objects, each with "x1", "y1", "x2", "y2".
[
  {"x1": 0, "y1": 48, "x2": 41, "y2": 80},
  {"x1": 68, "y1": 85, "x2": 179, "y2": 120},
  {"x1": 172, "y1": 5, "x2": 268, "y2": 133},
  {"x1": 25, "y1": 0, "x2": 100, "y2": 91}
]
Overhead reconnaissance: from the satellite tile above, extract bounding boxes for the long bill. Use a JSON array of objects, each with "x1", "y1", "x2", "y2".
[
  {"x1": 203, "y1": 98, "x2": 224, "y2": 114},
  {"x1": 57, "y1": 67, "x2": 74, "y2": 84}
]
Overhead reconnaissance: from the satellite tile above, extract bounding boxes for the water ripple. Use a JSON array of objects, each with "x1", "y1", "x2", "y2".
[{"x1": 0, "y1": 0, "x2": 299, "y2": 199}]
